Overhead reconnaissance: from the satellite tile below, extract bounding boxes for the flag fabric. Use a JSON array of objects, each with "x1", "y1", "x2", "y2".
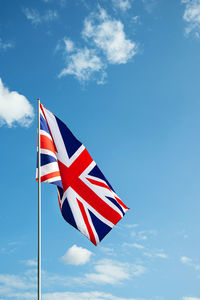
[{"x1": 36, "y1": 103, "x2": 129, "y2": 245}]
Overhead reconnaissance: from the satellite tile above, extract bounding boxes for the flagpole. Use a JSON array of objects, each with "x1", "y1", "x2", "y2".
[{"x1": 37, "y1": 98, "x2": 42, "y2": 300}]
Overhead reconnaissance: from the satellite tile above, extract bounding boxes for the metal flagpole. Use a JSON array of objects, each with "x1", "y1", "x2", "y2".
[{"x1": 37, "y1": 98, "x2": 42, "y2": 300}]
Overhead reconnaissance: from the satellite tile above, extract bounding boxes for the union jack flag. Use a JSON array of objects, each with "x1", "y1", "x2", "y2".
[{"x1": 36, "y1": 103, "x2": 129, "y2": 245}]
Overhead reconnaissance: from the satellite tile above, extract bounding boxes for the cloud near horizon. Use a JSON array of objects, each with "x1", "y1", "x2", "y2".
[
  {"x1": 183, "y1": 298, "x2": 200, "y2": 300},
  {"x1": 42, "y1": 291, "x2": 141, "y2": 300},
  {"x1": 0, "y1": 268, "x2": 144, "y2": 300},
  {"x1": 0, "y1": 78, "x2": 34, "y2": 127}
]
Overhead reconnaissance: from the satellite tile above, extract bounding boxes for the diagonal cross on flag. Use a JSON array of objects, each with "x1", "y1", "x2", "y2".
[{"x1": 36, "y1": 102, "x2": 129, "y2": 246}]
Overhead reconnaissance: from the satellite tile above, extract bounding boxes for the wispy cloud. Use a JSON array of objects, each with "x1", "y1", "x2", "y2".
[
  {"x1": 61, "y1": 245, "x2": 93, "y2": 266},
  {"x1": 41, "y1": 0, "x2": 66, "y2": 6},
  {"x1": 142, "y1": 0, "x2": 158, "y2": 13},
  {"x1": 123, "y1": 243, "x2": 144, "y2": 249},
  {"x1": 112, "y1": 0, "x2": 132, "y2": 11},
  {"x1": 0, "y1": 38, "x2": 14, "y2": 51},
  {"x1": 132, "y1": 16, "x2": 140, "y2": 24},
  {"x1": 180, "y1": 256, "x2": 200, "y2": 271},
  {"x1": 0, "y1": 78, "x2": 34, "y2": 127},
  {"x1": 58, "y1": 45, "x2": 106, "y2": 84},
  {"x1": 22, "y1": 260, "x2": 37, "y2": 267},
  {"x1": 99, "y1": 246, "x2": 115, "y2": 256},
  {"x1": 182, "y1": 0, "x2": 200, "y2": 38},
  {"x1": 23, "y1": 8, "x2": 41, "y2": 25},
  {"x1": 0, "y1": 256, "x2": 145, "y2": 299},
  {"x1": 42, "y1": 291, "x2": 142, "y2": 300},
  {"x1": 83, "y1": 259, "x2": 131, "y2": 284},
  {"x1": 58, "y1": 7, "x2": 137, "y2": 84},
  {"x1": 123, "y1": 224, "x2": 139, "y2": 229},
  {"x1": 0, "y1": 270, "x2": 36, "y2": 299},
  {"x1": 0, "y1": 269, "x2": 144, "y2": 300},
  {"x1": 183, "y1": 297, "x2": 200, "y2": 300},
  {"x1": 80, "y1": 259, "x2": 146, "y2": 285},
  {"x1": 143, "y1": 251, "x2": 167, "y2": 259},
  {"x1": 130, "y1": 229, "x2": 157, "y2": 240},
  {"x1": 123, "y1": 225, "x2": 168, "y2": 261},
  {"x1": 23, "y1": 8, "x2": 58, "y2": 25},
  {"x1": 177, "y1": 229, "x2": 189, "y2": 239},
  {"x1": 63, "y1": 39, "x2": 75, "y2": 53}
]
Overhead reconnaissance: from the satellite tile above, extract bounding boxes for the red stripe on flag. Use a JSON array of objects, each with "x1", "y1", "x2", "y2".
[
  {"x1": 58, "y1": 148, "x2": 122, "y2": 225},
  {"x1": 86, "y1": 177, "x2": 129, "y2": 210},
  {"x1": 58, "y1": 148, "x2": 93, "y2": 190},
  {"x1": 114, "y1": 196, "x2": 129, "y2": 210},
  {"x1": 77, "y1": 199, "x2": 97, "y2": 246},
  {"x1": 87, "y1": 178, "x2": 111, "y2": 190},
  {"x1": 57, "y1": 188, "x2": 62, "y2": 211},
  {"x1": 73, "y1": 178, "x2": 122, "y2": 224},
  {"x1": 38, "y1": 171, "x2": 60, "y2": 182},
  {"x1": 40, "y1": 104, "x2": 58, "y2": 153},
  {"x1": 40, "y1": 135, "x2": 56, "y2": 154}
]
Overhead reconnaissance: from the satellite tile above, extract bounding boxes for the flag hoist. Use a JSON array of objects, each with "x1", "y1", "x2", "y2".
[
  {"x1": 36, "y1": 99, "x2": 129, "y2": 299},
  {"x1": 37, "y1": 98, "x2": 41, "y2": 300}
]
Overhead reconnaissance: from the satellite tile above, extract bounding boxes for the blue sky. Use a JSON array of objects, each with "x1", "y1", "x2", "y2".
[{"x1": 0, "y1": 0, "x2": 200, "y2": 299}]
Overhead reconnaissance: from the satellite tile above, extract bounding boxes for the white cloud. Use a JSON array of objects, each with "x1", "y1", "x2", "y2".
[
  {"x1": 82, "y1": 259, "x2": 145, "y2": 285},
  {"x1": 0, "y1": 78, "x2": 34, "y2": 127},
  {"x1": 23, "y1": 8, "x2": 41, "y2": 25},
  {"x1": 183, "y1": 298, "x2": 200, "y2": 300},
  {"x1": 0, "y1": 271, "x2": 36, "y2": 297},
  {"x1": 82, "y1": 8, "x2": 136, "y2": 64},
  {"x1": 0, "y1": 38, "x2": 14, "y2": 51},
  {"x1": 0, "y1": 274, "x2": 28, "y2": 290},
  {"x1": 55, "y1": 38, "x2": 74, "y2": 53},
  {"x1": 123, "y1": 224, "x2": 139, "y2": 229},
  {"x1": 181, "y1": 256, "x2": 192, "y2": 264},
  {"x1": 180, "y1": 256, "x2": 200, "y2": 271},
  {"x1": 59, "y1": 47, "x2": 105, "y2": 83},
  {"x1": 0, "y1": 258, "x2": 145, "y2": 298},
  {"x1": 143, "y1": 251, "x2": 167, "y2": 259},
  {"x1": 132, "y1": 264, "x2": 146, "y2": 276},
  {"x1": 0, "y1": 288, "x2": 141, "y2": 300},
  {"x1": 41, "y1": 0, "x2": 66, "y2": 6},
  {"x1": 155, "y1": 253, "x2": 167, "y2": 259},
  {"x1": 64, "y1": 38, "x2": 75, "y2": 53},
  {"x1": 58, "y1": 8, "x2": 137, "y2": 84},
  {"x1": 23, "y1": 260, "x2": 37, "y2": 267},
  {"x1": 137, "y1": 230, "x2": 157, "y2": 240},
  {"x1": 0, "y1": 269, "x2": 142, "y2": 300},
  {"x1": 142, "y1": 0, "x2": 157, "y2": 13},
  {"x1": 23, "y1": 8, "x2": 58, "y2": 25},
  {"x1": 61, "y1": 245, "x2": 92, "y2": 265},
  {"x1": 112, "y1": 0, "x2": 132, "y2": 11},
  {"x1": 99, "y1": 246, "x2": 115, "y2": 255},
  {"x1": 123, "y1": 243, "x2": 144, "y2": 249},
  {"x1": 182, "y1": 0, "x2": 200, "y2": 37},
  {"x1": 43, "y1": 291, "x2": 140, "y2": 300},
  {"x1": 132, "y1": 16, "x2": 140, "y2": 24},
  {"x1": 84, "y1": 259, "x2": 130, "y2": 284},
  {"x1": 43, "y1": 9, "x2": 58, "y2": 21}
]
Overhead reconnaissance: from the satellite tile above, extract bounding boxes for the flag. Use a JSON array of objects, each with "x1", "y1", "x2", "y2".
[{"x1": 36, "y1": 103, "x2": 129, "y2": 245}]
